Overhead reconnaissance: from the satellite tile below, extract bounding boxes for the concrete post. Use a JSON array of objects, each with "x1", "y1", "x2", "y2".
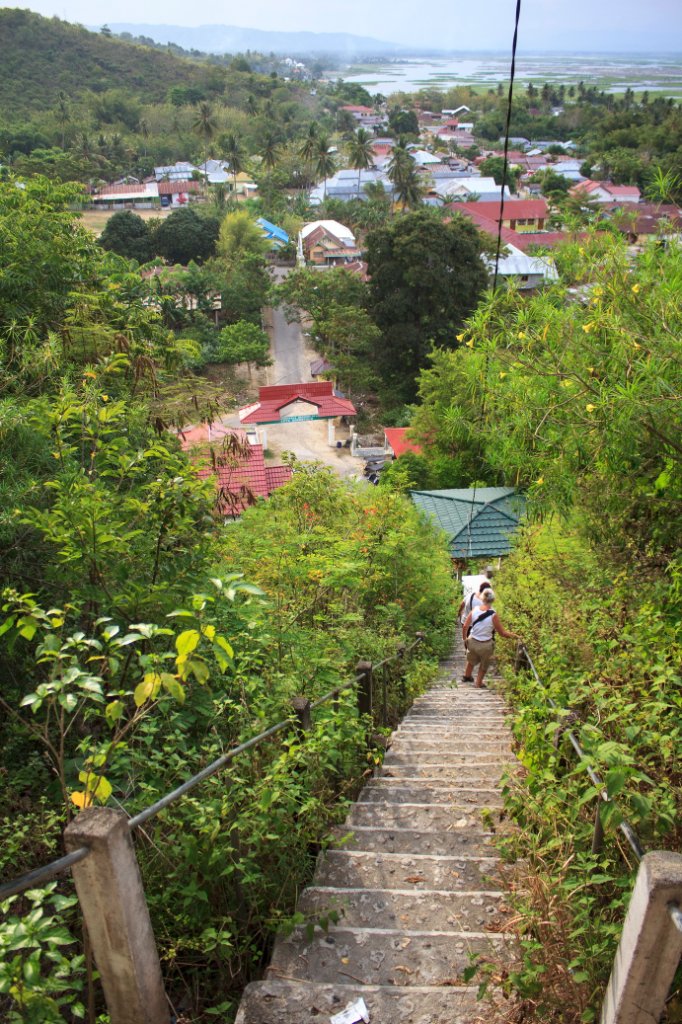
[
  {"x1": 291, "y1": 695, "x2": 312, "y2": 739},
  {"x1": 601, "y1": 851, "x2": 682, "y2": 1024},
  {"x1": 64, "y1": 808, "x2": 168, "y2": 1024},
  {"x1": 327, "y1": 419, "x2": 336, "y2": 447}
]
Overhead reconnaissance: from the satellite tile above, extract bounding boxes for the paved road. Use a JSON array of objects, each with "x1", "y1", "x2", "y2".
[{"x1": 265, "y1": 303, "x2": 307, "y2": 387}]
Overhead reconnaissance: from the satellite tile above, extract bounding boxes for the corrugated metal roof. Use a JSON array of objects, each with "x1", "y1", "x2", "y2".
[{"x1": 410, "y1": 487, "x2": 525, "y2": 557}]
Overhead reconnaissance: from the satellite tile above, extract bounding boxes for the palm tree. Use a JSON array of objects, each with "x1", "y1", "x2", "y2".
[
  {"x1": 192, "y1": 102, "x2": 217, "y2": 166},
  {"x1": 314, "y1": 135, "x2": 336, "y2": 201},
  {"x1": 387, "y1": 142, "x2": 423, "y2": 212},
  {"x1": 347, "y1": 128, "x2": 374, "y2": 200},
  {"x1": 261, "y1": 132, "x2": 280, "y2": 173},
  {"x1": 223, "y1": 133, "x2": 246, "y2": 195},
  {"x1": 298, "y1": 123, "x2": 319, "y2": 187}
]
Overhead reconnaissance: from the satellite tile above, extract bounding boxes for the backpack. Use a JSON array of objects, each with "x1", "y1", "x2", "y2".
[{"x1": 467, "y1": 608, "x2": 495, "y2": 638}]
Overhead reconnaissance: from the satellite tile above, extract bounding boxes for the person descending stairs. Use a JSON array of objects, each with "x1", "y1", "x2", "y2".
[{"x1": 236, "y1": 637, "x2": 519, "y2": 1024}]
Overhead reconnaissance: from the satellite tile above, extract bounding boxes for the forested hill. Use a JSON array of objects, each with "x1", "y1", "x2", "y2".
[{"x1": 0, "y1": 9, "x2": 218, "y2": 116}]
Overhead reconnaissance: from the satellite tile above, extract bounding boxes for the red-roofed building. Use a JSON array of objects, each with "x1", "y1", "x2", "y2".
[
  {"x1": 179, "y1": 425, "x2": 292, "y2": 516},
  {"x1": 157, "y1": 179, "x2": 203, "y2": 206},
  {"x1": 570, "y1": 180, "x2": 641, "y2": 203},
  {"x1": 239, "y1": 382, "x2": 356, "y2": 450},
  {"x1": 384, "y1": 428, "x2": 423, "y2": 459},
  {"x1": 449, "y1": 198, "x2": 549, "y2": 232}
]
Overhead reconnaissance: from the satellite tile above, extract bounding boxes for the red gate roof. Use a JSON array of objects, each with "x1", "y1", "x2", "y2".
[{"x1": 239, "y1": 382, "x2": 356, "y2": 425}]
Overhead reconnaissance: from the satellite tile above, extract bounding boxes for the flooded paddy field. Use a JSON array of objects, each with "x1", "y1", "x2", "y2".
[{"x1": 341, "y1": 52, "x2": 682, "y2": 97}]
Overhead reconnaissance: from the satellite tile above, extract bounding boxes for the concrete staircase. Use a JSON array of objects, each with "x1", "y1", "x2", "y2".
[{"x1": 235, "y1": 642, "x2": 518, "y2": 1024}]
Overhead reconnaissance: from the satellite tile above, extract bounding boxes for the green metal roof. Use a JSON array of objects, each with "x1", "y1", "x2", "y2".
[{"x1": 410, "y1": 487, "x2": 525, "y2": 557}]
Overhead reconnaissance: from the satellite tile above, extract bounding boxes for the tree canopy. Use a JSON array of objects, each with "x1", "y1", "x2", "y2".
[{"x1": 365, "y1": 210, "x2": 489, "y2": 398}]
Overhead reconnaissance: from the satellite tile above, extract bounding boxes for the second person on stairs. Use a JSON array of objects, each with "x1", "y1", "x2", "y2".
[{"x1": 462, "y1": 588, "x2": 520, "y2": 688}]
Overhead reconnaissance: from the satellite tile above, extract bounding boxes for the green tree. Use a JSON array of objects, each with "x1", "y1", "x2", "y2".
[
  {"x1": 347, "y1": 127, "x2": 374, "y2": 200},
  {"x1": 99, "y1": 210, "x2": 154, "y2": 263},
  {"x1": 154, "y1": 207, "x2": 219, "y2": 265},
  {"x1": 478, "y1": 155, "x2": 521, "y2": 192},
  {"x1": 365, "y1": 210, "x2": 488, "y2": 398},
  {"x1": 223, "y1": 131, "x2": 247, "y2": 193},
  {"x1": 192, "y1": 101, "x2": 217, "y2": 164},
  {"x1": 216, "y1": 209, "x2": 269, "y2": 263},
  {"x1": 314, "y1": 134, "x2": 336, "y2": 200},
  {"x1": 216, "y1": 320, "x2": 271, "y2": 372},
  {"x1": 387, "y1": 140, "x2": 424, "y2": 211}
]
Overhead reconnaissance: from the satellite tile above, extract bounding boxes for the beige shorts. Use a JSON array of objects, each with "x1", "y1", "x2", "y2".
[{"x1": 465, "y1": 637, "x2": 495, "y2": 673}]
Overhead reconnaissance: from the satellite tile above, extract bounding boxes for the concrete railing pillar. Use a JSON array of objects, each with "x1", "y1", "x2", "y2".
[
  {"x1": 601, "y1": 851, "x2": 682, "y2": 1024},
  {"x1": 64, "y1": 808, "x2": 168, "y2": 1024}
]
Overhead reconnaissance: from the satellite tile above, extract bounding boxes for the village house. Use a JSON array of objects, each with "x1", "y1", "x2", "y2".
[
  {"x1": 239, "y1": 382, "x2": 356, "y2": 450},
  {"x1": 570, "y1": 180, "x2": 641, "y2": 203},
  {"x1": 177, "y1": 424, "x2": 292, "y2": 517},
  {"x1": 297, "y1": 220, "x2": 361, "y2": 266},
  {"x1": 449, "y1": 198, "x2": 549, "y2": 233},
  {"x1": 91, "y1": 181, "x2": 160, "y2": 210}
]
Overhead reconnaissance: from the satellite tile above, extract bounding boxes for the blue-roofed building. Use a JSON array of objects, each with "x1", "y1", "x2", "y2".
[
  {"x1": 410, "y1": 487, "x2": 525, "y2": 558},
  {"x1": 257, "y1": 217, "x2": 289, "y2": 249}
]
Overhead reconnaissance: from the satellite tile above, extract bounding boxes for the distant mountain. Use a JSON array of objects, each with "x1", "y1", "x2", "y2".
[
  {"x1": 107, "y1": 23, "x2": 408, "y2": 56},
  {"x1": 0, "y1": 9, "x2": 216, "y2": 116}
]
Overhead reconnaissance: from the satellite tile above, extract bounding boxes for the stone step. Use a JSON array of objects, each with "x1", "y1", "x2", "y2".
[
  {"x1": 235, "y1": 979, "x2": 496, "y2": 1024},
  {"x1": 384, "y1": 751, "x2": 514, "y2": 766},
  {"x1": 345, "y1": 803, "x2": 502, "y2": 832},
  {"x1": 358, "y1": 783, "x2": 504, "y2": 806},
  {"x1": 388, "y1": 738, "x2": 512, "y2": 751},
  {"x1": 329, "y1": 825, "x2": 496, "y2": 857},
  {"x1": 298, "y1": 885, "x2": 506, "y2": 931},
  {"x1": 380, "y1": 765, "x2": 508, "y2": 783},
  {"x1": 314, "y1": 849, "x2": 501, "y2": 892},
  {"x1": 267, "y1": 925, "x2": 513, "y2": 986},
  {"x1": 387, "y1": 746, "x2": 512, "y2": 760}
]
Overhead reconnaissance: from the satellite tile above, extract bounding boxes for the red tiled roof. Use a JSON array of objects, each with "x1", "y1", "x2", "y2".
[
  {"x1": 96, "y1": 183, "x2": 148, "y2": 195},
  {"x1": 465, "y1": 198, "x2": 549, "y2": 221},
  {"x1": 157, "y1": 180, "x2": 202, "y2": 195},
  {"x1": 384, "y1": 427, "x2": 423, "y2": 458},
  {"x1": 341, "y1": 104, "x2": 374, "y2": 113},
  {"x1": 605, "y1": 184, "x2": 641, "y2": 198},
  {"x1": 181, "y1": 426, "x2": 291, "y2": 514},
  {"x1": 239, "y1": 382, "x2": 356, "y2": 425},
  {"x1": 511, "y1": 231, "x2": 570, "y2": 251}
]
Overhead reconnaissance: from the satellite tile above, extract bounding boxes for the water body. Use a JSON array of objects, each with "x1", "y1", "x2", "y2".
[{"x1": 340, "y1": 53, "x2": 682, "y2": 96}]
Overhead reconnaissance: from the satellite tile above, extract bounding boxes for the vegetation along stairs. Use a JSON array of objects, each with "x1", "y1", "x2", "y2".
[{"x1": 236, "y1": 636, "x2": 519, "y2": 1024}]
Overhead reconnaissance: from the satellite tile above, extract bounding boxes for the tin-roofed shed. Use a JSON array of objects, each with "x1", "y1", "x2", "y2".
[{"x1": 410, "y1": 487, "x2": 525, "y2": 558}]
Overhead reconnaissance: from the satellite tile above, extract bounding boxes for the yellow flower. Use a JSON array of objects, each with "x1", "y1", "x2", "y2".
[
  {"x1": 536, "y1": 476, "x2": 544, "y2": 485},
  {"x1": 592, "y1": 286, "x2": 604, "y2": 297},
  {"x1": 582, "y1": 323, "x2": 593, "y2": 333},
  {"x1": 586, "y1": 404, "x2": 596, "y2": 413},
  {"x1": 560, "y1": 379, "x2": 572, "y2": 388},
  {"x1": 631, "y1": 283, "x2": 640, "y2": 294},
  {"x1": 517, "y1": 331, "x2": 526, "y2": 339},
  {"x1": 101, "y1": 394, "x2": 109, "y2": 402},
  {"x1": 499, "y1": 372, "x2": 507, "y2": 379},
  {"x1": 456, "y1": 333, "x2": 465, "y2": 342},
  {"x1": 465, "y1": 339, "x2": 475, "y2": 348},
  {"x1": 633, "y1": 341, "x2": 641, "y2": 350}
]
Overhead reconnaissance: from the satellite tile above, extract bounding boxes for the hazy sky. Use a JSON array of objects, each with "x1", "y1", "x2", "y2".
[{"x1": 5, "y1": 0, "x2": 682, "y2": 51}]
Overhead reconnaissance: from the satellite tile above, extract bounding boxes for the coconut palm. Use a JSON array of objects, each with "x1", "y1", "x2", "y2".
[
  {"x1": 55, "y1": 91, "x2": 71, "y2": 149},
  {"x1": 314, "y1": 135, "x2": 336, "y2": 202},
  {"x1": 347, "y1": 128, "x2": 374, "y2": 200},
  {"x1": 192, "y1": 102, "x2": 217, "y2": 165},
  {"x1": 298, "y1": 123, "x2": 320, "y2": 187},
  {"x1": 138, "y1": 118, "x2": 150, "y2": 160},
  {"x1": 223, "y1": 133, "x2": 246, "y2": 195},
  {"x1": 387, "y1": 142, "x2": 423, "y2": 212},
  {"x1": 261, "y1": 132, "x2": 281, "y2": 173}
]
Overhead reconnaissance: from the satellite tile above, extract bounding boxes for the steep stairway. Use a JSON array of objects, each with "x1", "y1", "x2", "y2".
[{"x1": 235, "y1": 641, "x2": 519, "y2": 1024}]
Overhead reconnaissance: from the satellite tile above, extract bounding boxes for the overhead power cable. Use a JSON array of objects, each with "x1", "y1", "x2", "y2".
[{"x1": 493, "y1": 0, "x2": 523, "y2": 291}]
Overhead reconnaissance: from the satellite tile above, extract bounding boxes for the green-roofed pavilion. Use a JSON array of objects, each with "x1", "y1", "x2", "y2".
[{"x1": 410, "y1": 487, "x2": 525, "y2": 558}]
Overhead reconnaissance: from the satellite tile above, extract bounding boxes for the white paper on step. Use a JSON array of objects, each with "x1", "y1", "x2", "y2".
[{"x1": 330, "y1": 997, "x2": 370, "y2": 1024}]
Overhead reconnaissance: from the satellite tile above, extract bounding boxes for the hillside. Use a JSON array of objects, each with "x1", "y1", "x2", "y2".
[{"x1": 0, "y1": 9, "x2": 219, "y2": 117}]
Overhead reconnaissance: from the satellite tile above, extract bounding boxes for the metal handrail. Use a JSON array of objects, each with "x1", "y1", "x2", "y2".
[
  {"x1": 0, "y1": 636, "x2": 423, "y2": 902},
  {"x1": 519, "y1": 643, "x2": 645, "y2": 862}
]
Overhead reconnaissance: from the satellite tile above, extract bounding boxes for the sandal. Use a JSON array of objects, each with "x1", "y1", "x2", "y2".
[
  {"x1": 462, "y1": 675, "x2": 474, "y2": 682},
  {"x1": 475, "y1": 682, "x2": 487, "y2": 689}
]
